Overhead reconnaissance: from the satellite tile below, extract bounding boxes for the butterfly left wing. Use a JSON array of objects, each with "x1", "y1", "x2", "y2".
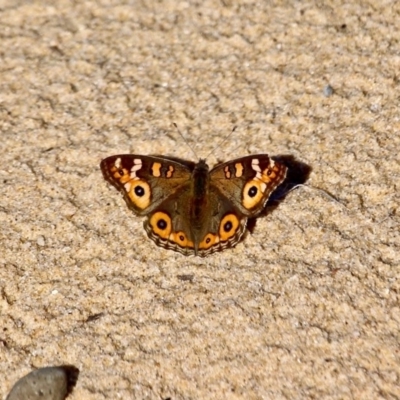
[{"x1": 209, "y1": 154, "x2": 288, "y2": 217}]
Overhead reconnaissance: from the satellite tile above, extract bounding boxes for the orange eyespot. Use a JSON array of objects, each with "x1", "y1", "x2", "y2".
[
  {"x1": 219, "y1": 214, "x2": 240, "y2": 241},
  {"x1": 149, "y1": 212, "x2": 172, "y2": 239},
  {"x1": 170, "y1": 231, "x2": 194, "y2": 248},
  {"x1": 260, "y1": 166, "x2": 277, "y2": 182},
  {"x1": 199, "y1": 233, "x2": 219, "y2": 250},
  {"x1": 111, "y1": 166, "x2": 131, "y2": 183},
  {"x1": 242, "y1": 180, "x2": 264, "y2": 210},
  {"x1": 127, "y1": 179, "x2": 151, "y2": 209}
]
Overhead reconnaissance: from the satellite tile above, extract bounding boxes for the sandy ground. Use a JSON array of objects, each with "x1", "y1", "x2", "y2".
[{"x1": 1, "y1": 1, "x2": 399, "y2": 399}]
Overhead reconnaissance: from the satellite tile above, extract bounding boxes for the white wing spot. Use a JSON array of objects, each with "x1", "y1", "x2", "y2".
[
  {"x1": 130, "y1": 159, "x2": 143, "y2": 179},
  {"x1": 251, "y1": 159, "x2": 261, "y2": 173}
]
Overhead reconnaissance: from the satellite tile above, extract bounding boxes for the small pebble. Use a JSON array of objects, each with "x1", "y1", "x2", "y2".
[
  {"x1": 323, "y1": 84, "x2": 334, "y2": 97},
  {"x1": 6, "y1": 365, "x2": 79, "y2": 400}
]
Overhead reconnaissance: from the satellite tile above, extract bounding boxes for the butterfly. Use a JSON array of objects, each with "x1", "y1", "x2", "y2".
[{"x1": 100, "y1": 154, "x2": 287, "y2": 257}]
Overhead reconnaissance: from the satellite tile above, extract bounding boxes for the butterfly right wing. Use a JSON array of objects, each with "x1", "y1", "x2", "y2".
[{"x1": 100, "y1": 154, "x2": 194, "y2": 216}]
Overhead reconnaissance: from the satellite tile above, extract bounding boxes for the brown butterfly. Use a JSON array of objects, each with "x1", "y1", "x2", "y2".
[{"x1": 100, "y1": 154, "x2": 287, "y2": 256}]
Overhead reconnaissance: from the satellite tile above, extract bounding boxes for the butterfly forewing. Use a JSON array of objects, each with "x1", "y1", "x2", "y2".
[
  {"x1": 210, "y1": 154, "x2": 287, "y2": 216},
  {"x1": 100, "y1": 155, "x2": 193, "y2": 215}
]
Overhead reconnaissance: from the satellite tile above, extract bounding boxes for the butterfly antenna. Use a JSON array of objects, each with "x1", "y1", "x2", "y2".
[
  {"x1": 173, "y1": 123, "x2": 199, "y2": 159},
  {"x1": 204, "y1": 126, "x2": 237, "y2": 160}
]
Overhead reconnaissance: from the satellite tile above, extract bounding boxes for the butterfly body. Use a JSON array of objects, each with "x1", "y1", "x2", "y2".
[{"x1": 100, "y1": 154, "x2": 287, "y2": 257}]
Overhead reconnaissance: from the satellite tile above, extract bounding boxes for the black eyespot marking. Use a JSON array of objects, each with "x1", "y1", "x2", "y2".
[
  {"x1": 179, "y1": 234, "x2": 185, "y2": 241},
  {"x1": 248, "y1": 186, "x2": 258, "y2": 197},
  {"x1": 135, "y1": 185, "x2": 145, "y2": 197},
  {"x1": 118, "y1": 169, "x2": 124, "y2": 176},
  {"x1": 157, "y1": 219, "x2": 167, "y2": 230},
  {"x1": 206, "y1": 238, "x2": 211, "y2": 244},
  {"x1": 224, "y1": 221, "x2": 233, "y2": 232}
]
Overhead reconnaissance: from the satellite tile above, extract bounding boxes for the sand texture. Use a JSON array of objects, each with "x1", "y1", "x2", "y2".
[{"x1": 1, "y1": 1, "x2": 399, "y2": 399}]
